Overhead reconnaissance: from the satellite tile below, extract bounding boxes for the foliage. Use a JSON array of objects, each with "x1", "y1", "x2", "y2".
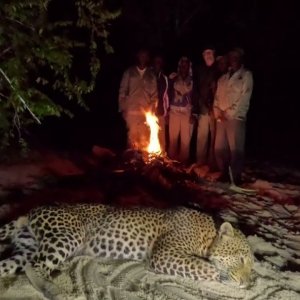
[{"x1": 0, "y1": 0, "x2": 120, "y2": 150}]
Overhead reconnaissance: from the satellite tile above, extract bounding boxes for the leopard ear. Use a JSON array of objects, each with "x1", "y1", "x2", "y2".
[{"x1": 219, "y1": 222, "x2": 235, "y2": 238}]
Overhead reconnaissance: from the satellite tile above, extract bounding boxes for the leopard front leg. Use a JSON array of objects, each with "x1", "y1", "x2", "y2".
[{"x1": 149, "y1": 233, "x2": 221, "y2": 281}]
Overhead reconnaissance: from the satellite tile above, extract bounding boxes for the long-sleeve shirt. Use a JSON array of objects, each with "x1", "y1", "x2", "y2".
[
  {"x1": 118, "y1": 66, "x2": 158, "y2": 113},
  {"x1": 169, "y1": 75, "x2": 193, "y2": 111},
  {"x1": 192, "y1": 63, "x2": 219, "y2": 115},
  {"x1": 155, "y1": 71, "x2": 169, "y2": 117},
  {"x1": 214, "y1": 67, "x2": 253, "y2": 120}
]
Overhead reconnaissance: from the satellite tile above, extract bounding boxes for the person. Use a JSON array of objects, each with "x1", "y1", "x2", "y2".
[
  {"x1": 152, "y1": 55, "x2": 169, "y2": 154},
  {"x1": 168, "y1": 56, "x2": 193, "y2": 163},
  {"x1": 192, "y1": 46, "x2": 219, "y2": 168},
  {"x1": 213, "y1": 48, "x2": 253, "y2": 184},
  {"x1": 216, "y1": 55, "x2": 229, "y2": 77},
  {"x1": 118, "y1": 49, "x2": 158, "y2": 150}
]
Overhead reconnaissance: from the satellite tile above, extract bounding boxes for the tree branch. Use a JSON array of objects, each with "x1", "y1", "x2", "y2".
[
  {"x1": 0, "y1": 92, "x2": 9, "y2": 100},
  {"x1": 0, "y1": 68, "x2": 41, "y2": 124},
  {"x1": 0, "y1": 47, "x2": 12, "y2": 58},
  {"x1": 4, "y1": 17, "x2": 35, "y2": 31}
]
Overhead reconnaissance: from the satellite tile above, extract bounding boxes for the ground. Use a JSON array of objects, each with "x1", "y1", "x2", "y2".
[{"x1": 0, "y1": 147, "x2": 300, "y2": 299}]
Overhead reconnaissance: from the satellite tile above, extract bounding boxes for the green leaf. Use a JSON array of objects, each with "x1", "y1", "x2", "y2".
[{"x1": 0, "y1": 0, "x2": 120, "y2": 150}]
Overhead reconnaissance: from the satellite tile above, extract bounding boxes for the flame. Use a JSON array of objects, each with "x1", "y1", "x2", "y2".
[{"x1": 145, "y1": 111, "x2": 161, "y2": 155}]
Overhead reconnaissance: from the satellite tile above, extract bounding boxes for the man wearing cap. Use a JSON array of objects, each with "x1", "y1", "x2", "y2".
[
  {"x1": 192, "y1": 46, "x2": 219, "y2": 168},
  {"x1": 213, "y1": 48, "x2": 253, "y2": 184}
]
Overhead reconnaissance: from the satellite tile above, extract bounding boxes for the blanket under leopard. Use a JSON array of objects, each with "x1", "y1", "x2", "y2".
[{"x1": 0, "y1": 254, "x2": 299, "y2": 300}]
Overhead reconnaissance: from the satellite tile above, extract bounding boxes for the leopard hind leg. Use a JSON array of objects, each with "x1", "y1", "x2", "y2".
[
  {"x1": 0, "y1": 217, "x2": 28, "y2": 241},
  {"x1": 0, "y1": 225, "x2": 38, "y2": 276}
]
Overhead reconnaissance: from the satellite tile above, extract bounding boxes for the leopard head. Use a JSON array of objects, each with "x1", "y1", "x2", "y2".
[{"x1": 209, "y1": 222, "x2": 254, "y2": 288}]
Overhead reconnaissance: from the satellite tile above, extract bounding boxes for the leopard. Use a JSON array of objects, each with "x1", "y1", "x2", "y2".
[{"x1": 0, "y1": 203, "x2": 254, "y2": 291}]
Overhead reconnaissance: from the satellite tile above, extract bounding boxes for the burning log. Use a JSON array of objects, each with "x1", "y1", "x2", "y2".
[{"x1": 120, "y1": 148, "x2": 191, "y2": 189}]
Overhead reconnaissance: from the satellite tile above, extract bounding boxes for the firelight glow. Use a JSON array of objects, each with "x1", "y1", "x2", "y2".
[{"x1": 145, "y1": 111, "x2": 161, "y2": 155}]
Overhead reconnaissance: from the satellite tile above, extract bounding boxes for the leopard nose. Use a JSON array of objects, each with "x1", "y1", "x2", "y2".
[
  {"x1": 239, "y1": 277, "x2": 250, "y2": 289},
  {"x1": 239, "y1": 282, "x2": 247, "y2": 289}
]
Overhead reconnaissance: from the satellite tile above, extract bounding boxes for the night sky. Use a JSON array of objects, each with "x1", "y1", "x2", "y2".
[{"x1": 41, "y1": 0, "x2": 300, "y2": 166}]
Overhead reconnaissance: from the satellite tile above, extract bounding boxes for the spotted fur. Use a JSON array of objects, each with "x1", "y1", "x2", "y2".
[{"x1": 0, "y1": 204, "x2": 253, "y2": 288}]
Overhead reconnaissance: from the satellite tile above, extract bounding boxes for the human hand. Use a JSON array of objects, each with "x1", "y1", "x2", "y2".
[
  {"x1": 169, "y1": 72, "x2": 178, "y2": 80},
  {"x1": 148, "y1": 102, "x2": 157, "y2": 114},
  {"x1": 189, "y1": 114, "x2": 198, "y2": 124},
  {"x1": 214, "y1": 108, "x2": 222, "y2": 119},
  {"x1": 219, "y1": 110, "x2": 229, "y2": 122},
  {"x1": 165, "y1": 114, "x2": 169, "y2": 124},
  {"x1": 121, "y1": 110, "x2": 127, "y2": 120}
]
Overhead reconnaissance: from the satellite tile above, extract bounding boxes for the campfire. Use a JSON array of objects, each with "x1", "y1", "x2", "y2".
[
  {"x1": 144, "y1": 111, "x2": 162, "y2": 158},
  {"x1": 120, "y1": 110, "x2": 168, "y2": 169},
  {"x1": 115, "y1": 110, "x2": 188, "y2": 189}
]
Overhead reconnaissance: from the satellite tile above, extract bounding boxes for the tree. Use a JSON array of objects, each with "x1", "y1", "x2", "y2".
[{"x1": 0, "y1": 0, "x2": 120, "y2": 151}]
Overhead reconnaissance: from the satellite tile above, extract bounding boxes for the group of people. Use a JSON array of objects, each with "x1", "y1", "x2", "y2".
[{"x1": 118, "y1": 46, "x2": 253, "y2": 184}]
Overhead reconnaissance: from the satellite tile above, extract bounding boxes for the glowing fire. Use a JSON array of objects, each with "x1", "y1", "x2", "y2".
[{"x1": 145, "y1": 111, "x2": 161, "y2": 155}]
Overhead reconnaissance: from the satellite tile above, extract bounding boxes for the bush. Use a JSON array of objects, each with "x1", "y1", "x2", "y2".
[{"x1": 0, "y1": 0, "x2": 120, "y2": 151}]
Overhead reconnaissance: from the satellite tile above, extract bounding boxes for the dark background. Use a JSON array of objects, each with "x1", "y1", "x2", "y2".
[{"x1": 37, "y1": 0, "x2": 300, "y2": 166}]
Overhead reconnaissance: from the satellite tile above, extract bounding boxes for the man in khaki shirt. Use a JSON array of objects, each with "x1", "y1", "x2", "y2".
[
  {"x1": 119, "y1": 49, "x2": 158, "y2": 150},
  {"x1": 168, "y1": 57, "x2": 193, "y2": 163},
  {"x1": 213, "y1": 48, "x2": 253, "y2": 184}
]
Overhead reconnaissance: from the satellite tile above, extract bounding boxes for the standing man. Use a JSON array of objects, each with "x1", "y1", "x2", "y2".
[
  {"x1": 152, "y1": 55, "x2": 169, "y2": 154},
  {"x1": 216, "y1": 55, "x2": 229, "y2": 78},
  {"x1": 214, "y1": 48, "x2": 253, "y2": 184},
  {"x1": 193, "y1": 46, "x2": 219, "y2": 168},
  {"x1": 119, "y1": 49, "x2": 158, "y2": 150},
  {"x1": 168, "y1": 56, "x2": 193, "y2": 163}
]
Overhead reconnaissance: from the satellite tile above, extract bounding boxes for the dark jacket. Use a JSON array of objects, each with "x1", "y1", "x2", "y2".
[
  {"x1": 192, "y1": 63, "x2": 218, "y2": 115},
  {"x1": 155, "y1": 71, "x2": 169, "y2": 116}
]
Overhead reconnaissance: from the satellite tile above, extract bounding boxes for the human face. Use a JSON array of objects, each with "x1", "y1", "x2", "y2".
[
  {"x1": 153, "y1": 56, "x2": 164, "y2": 73},
  {"x1": 202, "y1": 49, "x2": 215, "y2": 66},
  {"x1": 137, "y1": 50, "x2": 150, "y2": 69},
  {"x1": 228, "y1": 51, "x2": 242, "y2": 72},
  {"x1": 179, "y1": 59, "x2": 190, "y2": 78},
  {"x1": 217, "y1": 56, "x2": 228, "y2": 74}
]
